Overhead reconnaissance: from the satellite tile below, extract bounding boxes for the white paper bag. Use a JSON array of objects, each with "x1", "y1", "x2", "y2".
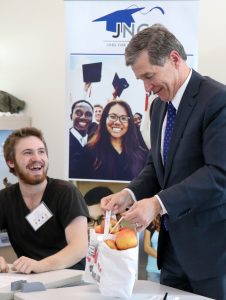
[
  {"x1": 83, "y1": 228, "x2": 101, "y2": 283},
  {"x1": 97, "y1": 241, "x2": 138, "y2": 298},
  {"x1": 84, "y1": 228, "x2": 138, "y2": 299}
]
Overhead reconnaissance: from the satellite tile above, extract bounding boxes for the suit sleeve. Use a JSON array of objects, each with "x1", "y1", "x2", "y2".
[{"x1": 128, "y1": 149, "x2": 161, "y2": 200}]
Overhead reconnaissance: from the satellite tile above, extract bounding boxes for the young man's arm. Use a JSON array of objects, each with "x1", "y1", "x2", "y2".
[
  {"x1": 12, "y1": 216, "x2": 88, "y2": 274},
  {"x1": 0, "y1": 256, "x2": 9, "y2": 273}
]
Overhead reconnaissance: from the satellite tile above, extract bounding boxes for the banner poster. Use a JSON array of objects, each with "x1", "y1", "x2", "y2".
[{"x1": 65, "y1": 0, "x2": 200, "y2": 183}]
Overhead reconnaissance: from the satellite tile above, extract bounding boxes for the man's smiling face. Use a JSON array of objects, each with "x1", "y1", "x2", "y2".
[
  {"x1": 131, "y1": 50, "x2": 181, "y2": 102},
  {"x1": 8, "y1": 136, "x2": 48, "y2": 185},
  {"x1": 71, "y1": 103, "x2": 93, "y2": 135}
]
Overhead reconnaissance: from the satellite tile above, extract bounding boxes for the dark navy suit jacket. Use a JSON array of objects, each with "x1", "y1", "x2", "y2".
[{"x1": 128, "y1": 70, "x2": 226, "y2": 280}]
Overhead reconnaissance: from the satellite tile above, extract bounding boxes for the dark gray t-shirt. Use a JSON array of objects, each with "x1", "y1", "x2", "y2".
[{"x1": 0, "y1": 177, "x2": 89, "y2": 270}]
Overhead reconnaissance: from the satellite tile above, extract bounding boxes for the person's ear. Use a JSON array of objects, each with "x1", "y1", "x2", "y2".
[
  {"x1": 169, "y1": 50, "x2": 180, "y2": 67},
  {"x1": 7, "y1": 160, "x2": 15, "y2": 168}
]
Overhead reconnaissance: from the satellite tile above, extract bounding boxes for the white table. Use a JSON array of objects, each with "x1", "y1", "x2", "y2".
[
  {"x1": 14, "y1": 280, "x2": 213, "y2": 300},
  {"x1": 0, "y1": 268, "x2": 84, "y2": 300}
]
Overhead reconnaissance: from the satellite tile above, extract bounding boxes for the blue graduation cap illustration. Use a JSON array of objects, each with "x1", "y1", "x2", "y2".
[
  {"x1": 82, "y1": 62, "x2": 102, "y2": 83},
  {"x1": 93, "y1": 8, "x2": 144, "y2": 32},
  {"x1": 112, "y1": 73, "x2": 129, "y2": 98}
]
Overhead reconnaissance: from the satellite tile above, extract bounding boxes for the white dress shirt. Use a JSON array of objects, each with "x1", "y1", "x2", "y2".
[
  {"x1": 125, "y1": 69, "x2": 192, "y2": 215},
  {"x1": 70, "y1": 127, "x2": 88, "y2": 147}
]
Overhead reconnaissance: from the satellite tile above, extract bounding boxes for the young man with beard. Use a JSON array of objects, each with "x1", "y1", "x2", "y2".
[
  {"x1": 69, "y1": 100, "x2": 93, "y2": 178},
  {"x1": 0, "y1": 127, "x2": 88, "y2": 274}
]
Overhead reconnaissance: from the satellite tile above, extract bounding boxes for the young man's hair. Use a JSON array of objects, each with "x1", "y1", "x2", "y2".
[
  {"x1": 94, "y1": 104, "x2": 103, "y2": 109},
  {"x1": 134, "y1": 112, "x2": 143, "y2": 119},
  {"x1": 71, "y1": 100, "x2": 93, "y2": 115},
  {"x1": 3, "y1": 127, "x2": 48, "y2": 174}
]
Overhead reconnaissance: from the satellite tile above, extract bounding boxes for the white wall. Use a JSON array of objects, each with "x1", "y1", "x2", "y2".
[
  {"x1": 198, "y1": 0, "x2": 226, "y2": 82},
  {"x1": 0, "y1": 0, "x2": 65, "y2": 179},
  {"x1": 0, "y1": 0, "x2": 226, "y2": 180}
]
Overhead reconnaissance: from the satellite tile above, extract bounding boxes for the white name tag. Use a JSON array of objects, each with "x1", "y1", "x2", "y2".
[{"x1": 25, "y1": 202, "x2": 53, "y2": 231}]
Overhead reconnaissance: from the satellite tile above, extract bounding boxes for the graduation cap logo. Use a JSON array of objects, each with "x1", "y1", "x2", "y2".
[
  {"x1": 112, "y1": 73, "x2": 129, "y2": 98},
  {"x1": 82, "y1": 62, "x2": 102, "y2": 83},
  {"x1": 92, "y1": 8, "x2": 144, "y2": 33}
]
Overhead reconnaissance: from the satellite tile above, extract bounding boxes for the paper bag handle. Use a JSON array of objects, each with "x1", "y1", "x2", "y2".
[{"x1": 103, "y1": 210, "x2": 111, "y2": 240}]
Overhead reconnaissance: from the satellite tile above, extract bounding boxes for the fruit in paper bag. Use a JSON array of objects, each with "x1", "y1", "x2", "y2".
[
  {"x1": 115, "y1": 228, "x2": 138, "y2": 250},
  {"x1": 104, "y1": 239, "x2": 118, "y2": 249},
  {"x1": 95, "y1": 224, "x2": 104, "y2": 234},
  {"x1": 101, "y1": 218, "x2": 120, "y2": 234}
]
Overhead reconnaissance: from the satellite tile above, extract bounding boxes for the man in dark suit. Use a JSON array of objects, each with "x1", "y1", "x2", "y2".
[{"x1": 101, "y1": 24, "x2": 226, "y2": 300}]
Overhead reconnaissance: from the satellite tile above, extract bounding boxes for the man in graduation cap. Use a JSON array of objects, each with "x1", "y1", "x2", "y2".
[{"x1": 69, "y1": 62, "x2": 103, "y2": 178}]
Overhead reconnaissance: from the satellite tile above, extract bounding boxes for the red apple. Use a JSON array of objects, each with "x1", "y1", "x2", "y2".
[
  {"x1": 115, "y1": 228, "x2": 138, "y2": 250},
  {"x1": 104, "y1": 239, "x2": 118, "y2": 250},
  {"x1": 95, "y1": 224, "x2": 104, "y2": 234},
  {"x1": 101, "y1": 218, "x2": 120, "y2": 234},
  {"x1": 119, "y1": 227, "x2": 128, "y2": 231}
]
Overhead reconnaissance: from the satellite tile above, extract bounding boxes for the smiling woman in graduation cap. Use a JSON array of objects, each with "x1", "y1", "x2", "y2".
[{"x1": 79, "y1": 100, "x2": 148, "y2": 181}]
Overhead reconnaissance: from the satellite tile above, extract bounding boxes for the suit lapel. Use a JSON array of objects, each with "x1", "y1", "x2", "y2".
[
  {"x1": 151, "y1": 100, "x2": 167, "y2": 185},
  {"x1": 163, "y1": 70, "x2": 201, "y2": 186}
]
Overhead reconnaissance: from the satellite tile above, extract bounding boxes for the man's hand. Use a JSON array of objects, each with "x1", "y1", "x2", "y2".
[
  {"x1": 12, "y1": 256, "x2": 45, "y2": 274},
  {"x1": 0, "y1": 256, "x2": 9, "y2": 273},
  {"x1": 84, "y1": 82, "x2": 91, "y2": 92},
  {"x1": 101, "y1": 189, "x2": 133, "y2": 214},
  {"x1": 123, "y1": 196, "x2": 162, "y2": 232}
]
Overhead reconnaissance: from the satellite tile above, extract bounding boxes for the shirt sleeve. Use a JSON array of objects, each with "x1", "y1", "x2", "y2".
[
  {"x1": 124, "y1": 188, "x2": 167, "y2": 215},
  {"x1": 55, "y1": 181, "x2": 89, "y2": 229}
]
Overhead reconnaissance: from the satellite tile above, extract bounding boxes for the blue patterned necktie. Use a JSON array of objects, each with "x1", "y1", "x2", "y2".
[
  {"x1": 163, "y1": 102, "x2": 176, "y2": 165},
  {"x1": 162, "y1": 102, "x2": 176, "y2": 230}
]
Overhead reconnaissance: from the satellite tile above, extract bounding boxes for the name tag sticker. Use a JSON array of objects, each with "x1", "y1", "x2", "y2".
[{"x1": 25, "y1": 202, "x2": 53, "y2": 231}]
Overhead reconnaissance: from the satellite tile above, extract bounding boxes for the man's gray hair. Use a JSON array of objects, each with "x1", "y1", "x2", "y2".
[{"x1": 125, "y1": 23, "x2": 187, "y2": 66}]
